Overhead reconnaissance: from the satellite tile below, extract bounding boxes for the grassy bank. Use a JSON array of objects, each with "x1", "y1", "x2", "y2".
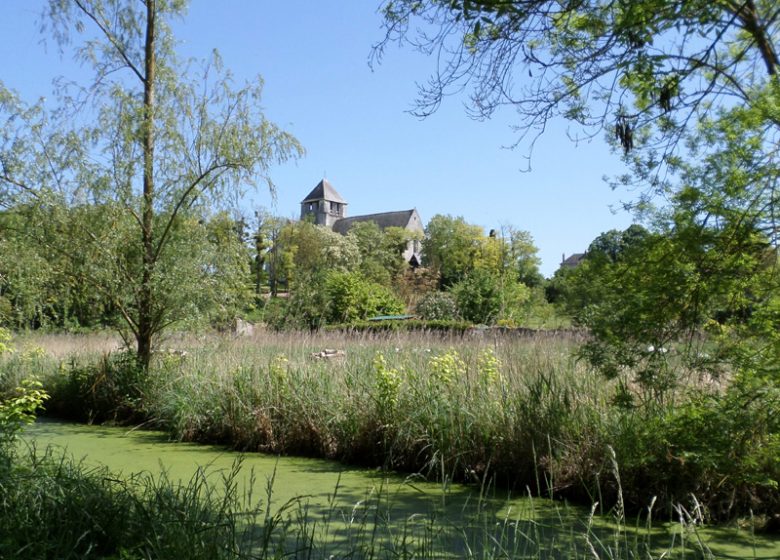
[
  {"x1": 1, "y1": 445, "x2": 259, "y2": 559},
  {"x1": 2, "y1": 328, "x2": 779, "y2": 524}
]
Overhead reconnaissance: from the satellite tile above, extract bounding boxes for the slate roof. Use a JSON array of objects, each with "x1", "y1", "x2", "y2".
[
  {"x1": 561, "y1": 253, "x2": 586, "y2": 268},
  {"x1": 332, "y1": 209, "x2": 420, "y2": 235},
  {"x1": 301, "y1": 179, "x2": 347, "y2": 204}
]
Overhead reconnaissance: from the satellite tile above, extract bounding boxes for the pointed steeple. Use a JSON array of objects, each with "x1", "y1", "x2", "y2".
[
  {"x1": 301, "y1": 178, "x2": 346, "y2": 204},
  {"x1": 300, "y1": 178, "x2": 347, "y2": 226}
]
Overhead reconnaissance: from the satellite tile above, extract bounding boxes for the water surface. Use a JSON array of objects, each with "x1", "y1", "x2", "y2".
[{"x1": 23, "y1": 419, "x2": 779, "y2": 559}]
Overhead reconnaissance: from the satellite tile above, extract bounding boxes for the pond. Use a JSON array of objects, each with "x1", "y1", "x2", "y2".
[{"x1": 23, "y1": 419, "x2": 780, "y2": 559}]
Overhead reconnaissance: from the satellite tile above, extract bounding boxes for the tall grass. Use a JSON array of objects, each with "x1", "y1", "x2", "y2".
[
  {"x1": 2, "y1": 328, "x2": 779, "y2": 523},
  {"x1": 0, "y1": 444, "x2": 255, "y2": 558}
]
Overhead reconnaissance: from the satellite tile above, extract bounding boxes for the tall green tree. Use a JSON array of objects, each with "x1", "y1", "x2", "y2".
[
  {"x1": 423, "y1": 214, "x2": 498, "y2": 287},
  {"x1": 199, "y1": 211, "x2": 254, "y2": 327},
  {"x1": 274, "y1": 220, "x2": 360, "y2": 290},
  {"x1": 587, "y1": 225, "x2": 650, "y2": 264},
  {"x1": 567, "y1": 186, "x2": 778, "y2": 405},
  {"x1": 250, "y1": 212, "x2": 289, "y2": 297},
  {"x1": 0, "y1": 1, "x2": 301, "y2": 369},
  {"x1": 497, "y1": 225, "x2": 543, "y2": 287},
  {"x1": 451, "y1": 268, "x2": 530, "y2": 325},
  {"x1": 347, "y1": 221, "x2": 416, "y2": 286}
]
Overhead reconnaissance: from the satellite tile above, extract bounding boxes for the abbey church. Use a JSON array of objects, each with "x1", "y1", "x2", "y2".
[{"x1": 300, "y1": 179, "x2": 423, "y2": 266}]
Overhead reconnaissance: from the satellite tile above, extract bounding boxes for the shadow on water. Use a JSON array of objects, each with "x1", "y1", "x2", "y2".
[{"x1": 23, "y1": 419, "x2": 780, "y2": 559}]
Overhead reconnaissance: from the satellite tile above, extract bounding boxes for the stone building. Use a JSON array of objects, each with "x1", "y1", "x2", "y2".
[{"x1": 301, "y1": 179, "x2": 423, "y2": 266}]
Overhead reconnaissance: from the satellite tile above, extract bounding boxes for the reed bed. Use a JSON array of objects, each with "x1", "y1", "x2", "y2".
[{"x1": 2, "y1": 328, "x2": 779, "y2": 522}]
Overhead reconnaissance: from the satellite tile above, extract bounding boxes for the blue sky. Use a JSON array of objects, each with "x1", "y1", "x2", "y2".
[{"x1": 2, "y1": 1, "x2": 635, "y2": 277}]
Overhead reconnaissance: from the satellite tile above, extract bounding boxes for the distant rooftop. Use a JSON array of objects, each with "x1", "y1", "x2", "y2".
[{"x1": 561, "y1": 253, "x2": 586, "y2": 268}]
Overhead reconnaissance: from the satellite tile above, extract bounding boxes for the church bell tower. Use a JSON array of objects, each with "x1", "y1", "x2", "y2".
[{"x1": 300, "y1": 178, "x2": 347, "y2": 228}]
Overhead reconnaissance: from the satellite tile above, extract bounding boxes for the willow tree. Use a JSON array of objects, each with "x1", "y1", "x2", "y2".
[{"x1": 0, "y1": 0, "x2": 302, "y2": 369}]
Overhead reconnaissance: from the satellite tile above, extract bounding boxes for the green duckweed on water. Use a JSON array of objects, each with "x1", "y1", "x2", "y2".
[{"x1": 19, "y1": 418, "x2": 780, "y2": 559}]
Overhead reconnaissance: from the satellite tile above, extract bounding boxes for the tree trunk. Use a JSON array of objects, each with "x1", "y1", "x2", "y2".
[
  {"x1": 254, "y1": 230, "x2": 265, "y2": 297},
  {"x1": 137, "y1": 0, "x2": 157, "y2": 372},
  {"x1": 738, "y1": 1, "x2": 778, "y2": 77}
]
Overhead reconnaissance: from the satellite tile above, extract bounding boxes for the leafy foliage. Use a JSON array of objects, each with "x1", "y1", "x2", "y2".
[
  {"x1": 0, "y1": 329, "x2": 49, "y2": 451},
  {"x1": 415, "y1": 291, "x2": 460, "y2": 321},
  {"x1": 613, "y1": 373, "x2": 780, "y2": 519},
  {"x1": 263, "y1": 270, "x2": 405, "y2": 330},
  {"x1": 497, "y1": 225, "x2": 544, "y2": 287},
  {"x1": 451, "y1": 269, "x2": 530, "y2": 325},
  {"x1": 347, "y1": 222, "x2": 416, "y2": 286},
  {"x1": 0, "y1": 379, "x2": 49, "y2": 451},
  {"x1": 422, "y1": 214, "x2": 498, "y2": 287},
  {"x1": 0, "y1": 1, "x2": 302, "y2": 367},
  {"x1": 324, "y1": 271, "x2": 405, "y2": 323},
  {"x1": 0, "y1": 206, "x2": 253, "y2": 332},
  {"x1": 272, "y1": 220, "x2": 359, "y2": 290},
  {"x1": 262, "y1": 273, "x2": 329, "y2": 331}
]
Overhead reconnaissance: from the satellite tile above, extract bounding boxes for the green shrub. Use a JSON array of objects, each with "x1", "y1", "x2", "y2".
[
  {"x1": 451, "y1": 270, "x2": 530, "y2": 325},
  {"x1": 415, "y1": 291, "x2": 460, "y2": 320},
  {"x1": 0, "y1": 380, "x2": 49, "y2": 456},
  {"x1": 262, "y1": 273, "x2": 331, "y2": 330},
  {"x1": 0, "y1": 328, "x2": 50, "y2": 453},
  {"x1": 261, "y1": 296, "x2": 291, "y2": 331},
  {"x1": 324, "y1": 271, "x2": 404, "y2": 323},
  {"x1": 264, "y1": 272, "x2": 408, "y2": 330},
  {"x1": 611, "y1": 372, "x2": 780, "y2": 520}
]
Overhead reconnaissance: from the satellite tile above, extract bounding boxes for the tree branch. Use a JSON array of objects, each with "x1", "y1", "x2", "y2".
[{"x1": 73, "y1": 0, "x2": 146, "y2": 84}]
